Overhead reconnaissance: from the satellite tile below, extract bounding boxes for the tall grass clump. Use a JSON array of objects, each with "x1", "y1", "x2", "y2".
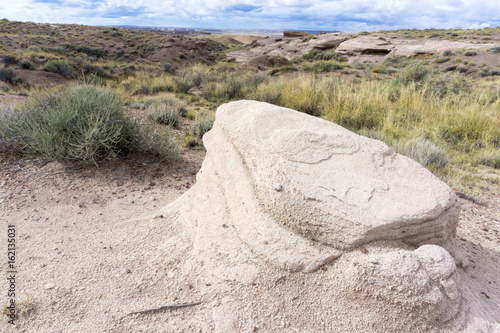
[
  {"x1": 1, "y1": 84, "x2": 177, "y2": 164},
  {"x1": 42, "y1": 60, "x2": 76, "y2": 79},
  {"x1": 203, "y1": 74, "x2": 244, "y2": 103},
  {"x1": 279, "y1": 76, "x2": 324, "y2": 116},
  {"x1": 321, "y1": 78, "x2": 390, "y2": 130},
  {"x1": 304, "y1": 61, "x2": 344, "y2": 73},
  {"x1": 393, "y1": 137, "x2": 448, "y2": 172},
  {"x1": 189, "y1": 119, "x2": 214, "y2": 139},
  {"x1": 203, "y1": 72, "x2": 266, "y2": 103},
  {"x1": 172, "y1": 70, "x2": 202, "y2": 93},
  {"x1": 251, "y1": 80, "x2": 284, "y2": 105},
  {"x1": 147, "y1": 97, "x2": 187, "y2": 127},
  {"x1": 395, "y1": 62, "x2": 431, "y2": 86}
]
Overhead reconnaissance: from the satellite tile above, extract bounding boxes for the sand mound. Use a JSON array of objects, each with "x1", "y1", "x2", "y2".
[{"x1": 154, "y1": 101, "x2": 499, "y2": 332}]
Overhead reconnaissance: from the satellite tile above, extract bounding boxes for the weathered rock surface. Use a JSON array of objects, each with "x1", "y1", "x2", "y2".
[
  {"x1": 227, "y1": 33, "x2": 346, "y2": 64},
  {"x1": 283, "y1": 31, "x2": 312, "y2": 37},
  {"x1": 348, "y1": 244, "x2": 460, "y2": 323},
  {"x1": 336, "y1": 36, "x2": 394, "y2": 55},
  {"x1": 337, "y1": 36, "x2": 500, "y2": 57},
  {"x1": 156, "y1": 101, "x2": 498, "y2": 331}
]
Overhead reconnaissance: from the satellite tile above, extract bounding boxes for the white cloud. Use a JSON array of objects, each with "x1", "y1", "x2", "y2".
[{"x1": 1, "y1": 0, "x2": 499, "y2": 31}]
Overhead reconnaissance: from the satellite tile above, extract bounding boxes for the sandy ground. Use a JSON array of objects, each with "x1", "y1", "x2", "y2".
[{"x1": 0, "y1": 145, "x2": 499, "y2": 332}]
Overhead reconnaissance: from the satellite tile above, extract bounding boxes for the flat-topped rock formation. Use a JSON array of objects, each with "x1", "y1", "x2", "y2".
[{"x1": 336, "y1": 36, "x2": 500, "y2": 57}]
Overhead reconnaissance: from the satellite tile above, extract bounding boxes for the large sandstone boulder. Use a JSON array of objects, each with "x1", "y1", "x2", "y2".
[
  {"x1": 155, "y1": 101, "x2": 500, "y2": 331},
  {"x1": 165, "y1": 101, "x2": 459, "y2": 272}
]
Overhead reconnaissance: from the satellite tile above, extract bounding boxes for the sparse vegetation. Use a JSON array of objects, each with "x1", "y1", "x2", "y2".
[
  {"x1": 43, "y1": 60, "x2": 76, "y2": 78},
  {"x1": 0, "y1": 84, "x2": 177, "y2": 164},
  {"x1": 0, "y1": 20, "x2": 498, "y2": 194}
]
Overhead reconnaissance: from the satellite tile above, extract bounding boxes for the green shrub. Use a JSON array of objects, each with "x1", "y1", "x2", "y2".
[
  {"x1": 1, "y1": 84, "x2": 158, "y2": 163},
  {"x1": 148, "y1": 105, "x2": 180, "y2": 127},
  {"x1": 189, "y1": 119, "x2": 214, "y2": 139},
  {"x1": 490, "y1": 47, "x2": 500, "y2": 54},
  {"x1": 396, "y1": 62, "x2": 430, "y2": 85},
  {"x1": 0, "y1": 83, "x2": 10, "y2": 92},
  {"x1": 476, "y1": 150, "x2": 500, "y2": 168},
  {"x1": 304, "y1": 61, "x2": 343, "y2": 73},
  {"x1": 464, "y1": 50, "x2": 477, "y2": 56},
  {"x1": 146, "y1": 97, "x2": 187, "y2": 126},
  {"x1": 435, "y1": 57, "x2": 450, "y2": 64},
  {"x1": 251, "y1": 80, "x2": 283, "y2": 105},
  {"x1": 43, "y1": 60, "x2": 76, "y2": 78},
  {"x1": 1, "y1": 56, "x2": 17, "y2": 65},
  {"x1": 20, "y1": 59, "x2": 33, "y2": 70},
  {"x1": 163, "y1": 60, "x2": 179, "y2": 74},
  {"x1": 76, "y1": 46, "x2": 106, "y2": 58},
  {"x1": 442, "y1": 50, "x2": 454, "y2": 56},
  {"x1": 383, "y1": 56, "x2": 410, "y2": 68},
  {"x1": 202, "y1": 75, "x2": 245, "y2": 103},
  {"x1": 172, "y1": 70, "x2": 202, "y2": 93},
  {"x1": 0, "y1": 67, "x2": 16, "y2": 83},
  {"x1": 41, "y1": 47, "x2": 67, "y2": 54},
  {"x1": 394, "y1": 137, "x2": 448, "y2": 171}
]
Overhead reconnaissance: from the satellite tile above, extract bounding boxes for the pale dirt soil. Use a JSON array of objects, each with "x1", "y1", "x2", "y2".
[{"x1": 0, "y1": 95, "x2": 499, "y2": 332}]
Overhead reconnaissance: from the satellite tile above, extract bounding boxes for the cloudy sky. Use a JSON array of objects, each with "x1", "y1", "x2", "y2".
[{"x1": 1, "y1": 0, "x2": 499, "y2": 32}]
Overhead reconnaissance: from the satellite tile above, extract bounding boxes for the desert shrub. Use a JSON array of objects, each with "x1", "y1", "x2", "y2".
[
  {"x1": 20, "y1": 59, "x2": 33, "y2": 70},
  {"x1": 269, "y1": 65, "x2": 297, "y2": 75},
  {"x1": 128, "y1": 75, "x2": 174, "y2": 95},
  {"x1": 435, "y1": 57, "x2": 450, "y2": 64},
  {"x1": 442, "y1": 50, "x2": 454, "y2": 56},
  {"x1": 1, "y1": 56, "x2": 17, "y2": 65},
  {"x1": 189, "y1": 119, "x2": 214, "y2": 139},
  {"x1": 82, "y1": 63, "x2": 108, "y2": 78},
  {"x1": 76, "y1": 45, "x2": 106, "y2": 58},
  {"x1": 1, "y1": 84, "x2": 170, "y2": 163},
  {"x1": 490, "y1": 47, "x2": 500, "y2": 54},
  {"x1": 163, "y1": 60, "x2": 179, "y2": 74},
  {"x1": 0, "y1": 67, "x2": 16, "y2": 83},
  {"x1": 0, "y1": 83, "x2": 10, "y2": 92},
  {"x1": 60, "y1": 42, "x2": 74, "y2": 50},
  {"x1": 302, "y1": 50, "x2": 321, "y2": 61},
  {"x1": 383, "y1": 56, "x2": 410, "y2": 68},
  {"x1": 476, "y1": 150, "x2": 500, "y2": 168},
  {"x1": 147, "y1": 104, "x2": 180, "y2": 127},
  {"x1": 280, "y1": 76, "x2": 323, "y2": 116},
  {"x1": 318, "y1": 49, "x2": 347, "y2": 62},
  {"x1": 41, "y1": 47, "x2": 67, "y2": 54},
  {"x1": 431, "y1": 73, "x2": 467, "y2": 96},
  {"x1": 43, "y1": 60, "x2": 76, "y2": 79},
  {"x1": 202, "y1": 74, "x2": 245, "y2": 103},
  {"x1": 456, "y1": 65, "x2": 468, "y2": 73},
  {"x1": 172, "y1": 70, "x2": 202, "y2": 93},
  {"x1": 464, "y1": 50, "x2": 477, "y2": 56},
  {"x1": 394, "y1": 137, "x2": 448, "y2": 171},
  {"x1": 396, "y1": 62, "x2": 430, "y2": 85},
  {"x1": 304, "y1": 61, "x2": 343, "y2": 73},
  {"x1": 145, "y1": 96, "x2": 187, "y2": 117},
  {"x1": 251, "y1": 80, "x2": 284, "y2": 105}
]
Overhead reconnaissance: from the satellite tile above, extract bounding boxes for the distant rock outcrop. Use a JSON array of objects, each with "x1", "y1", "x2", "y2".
[
  {"x1": 228, "y1": 33, "x2": 347, "y2": 65},
  {"x1": 337, "y1": 36, "x2": 500, "y2": 57},
  {"x1": 283, "y1": 31, "x2": 312, "y2": 37}
]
